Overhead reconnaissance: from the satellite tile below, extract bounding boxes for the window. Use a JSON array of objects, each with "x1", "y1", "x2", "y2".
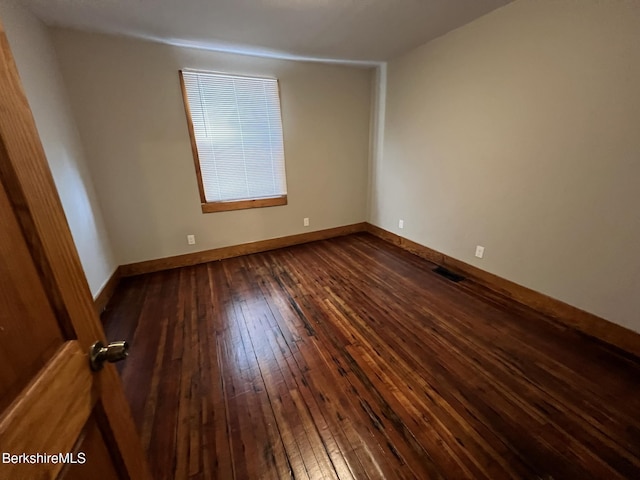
[{"x1": 179, "y1": 70, "x2": 288, "y2": 213}]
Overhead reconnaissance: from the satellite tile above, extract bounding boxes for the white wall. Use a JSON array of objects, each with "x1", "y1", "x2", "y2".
[
  {"x1": 0, "y1": 1, "x2": 117, "y2": 297},
  {"x1": 51, "y1": 30, "x2": 373, "y2": 265},
  {"x1": 372, "y1": 0, "x2": 640, "y2": 332}
]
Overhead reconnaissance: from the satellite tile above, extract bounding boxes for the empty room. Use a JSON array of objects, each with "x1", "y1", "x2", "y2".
[{"x1": 0, "y1": 0, "x2": 639, "y2": 479}]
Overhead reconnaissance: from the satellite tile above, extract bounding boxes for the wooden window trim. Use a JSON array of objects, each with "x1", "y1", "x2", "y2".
[
  {"x1": 179, "y1": 70, "x2": 288, "y2": 214},
  {"x1": 200, "y1": 195, "x2": 287, "y2": 213}
]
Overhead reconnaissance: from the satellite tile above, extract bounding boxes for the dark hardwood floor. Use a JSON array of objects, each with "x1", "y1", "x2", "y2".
[{"x1": 103, "y1": 233, "x2": 640, "y2": 480}]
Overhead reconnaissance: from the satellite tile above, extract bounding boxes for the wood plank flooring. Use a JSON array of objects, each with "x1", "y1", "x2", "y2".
[{"x1": 103, "y1": 233, "x2": 640, "y2": 480}]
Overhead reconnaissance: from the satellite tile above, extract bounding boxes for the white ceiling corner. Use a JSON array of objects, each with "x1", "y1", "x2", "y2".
[{"x1": 20, "y1": 0, "x2": 514, "y2": 63}]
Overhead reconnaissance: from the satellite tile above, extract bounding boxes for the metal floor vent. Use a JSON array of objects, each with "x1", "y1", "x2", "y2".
[{"x1": 433, "y1": 266, "x2": 465, "y2": 283}]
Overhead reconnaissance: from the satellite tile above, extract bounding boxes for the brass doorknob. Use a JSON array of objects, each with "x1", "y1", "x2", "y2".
[{"x1": 89, "y1": 341, "x2": 129, "y2": 371}]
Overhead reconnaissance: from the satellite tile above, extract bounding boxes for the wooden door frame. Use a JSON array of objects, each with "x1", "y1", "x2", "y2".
[{"x1": 0, "y1": 17, "x2": 151, "y2": 480}]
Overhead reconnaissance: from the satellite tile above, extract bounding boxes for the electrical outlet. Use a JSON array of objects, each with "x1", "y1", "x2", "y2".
[
  {"x1": 475, "y1": 245, "x2": 485, "y2": 258},
  {"x1": 398, "y1": 219, "x2": 404, "y2": 229},
  {"x1": 303, "y1": 217, "x2": 310, "y2": 227},
  {"x1": 187, "y1": 234, "x2": 196, "y2": 245}
]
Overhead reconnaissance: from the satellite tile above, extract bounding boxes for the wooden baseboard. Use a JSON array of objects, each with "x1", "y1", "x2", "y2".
[
  {"x1": 120, "y1": 223, "x2": 368, "y2": 277},
  {"x1": 365, "y1": 223, "x2": 640, "y2": 358},
  {"x1": 94, "y1": 266, "x2": 121, "y2": 315}
]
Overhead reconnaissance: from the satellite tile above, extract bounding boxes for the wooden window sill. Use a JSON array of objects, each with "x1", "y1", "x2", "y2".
[{"x1": 201, "y1": 195, "x2": 288, "y2": 213}]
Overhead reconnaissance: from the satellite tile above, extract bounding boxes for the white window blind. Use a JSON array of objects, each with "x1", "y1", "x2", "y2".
[{"x1": 181, "y1": 70, "x2": 287, "y2": 203}]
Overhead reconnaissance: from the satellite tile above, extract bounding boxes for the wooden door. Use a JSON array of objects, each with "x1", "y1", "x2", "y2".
[{"x1": 0, "y1": 18, "x2": 152, "y2": 480}]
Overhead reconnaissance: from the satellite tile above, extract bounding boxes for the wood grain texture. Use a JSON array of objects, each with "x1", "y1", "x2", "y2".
[
  {"x1": 61, "y1": 411, "x2": 122, "y2": 480},
  {"x1": 0, "y1": 177, "x2": 63, "y2": 412},
  {"x1": 0, "y1": 19, "x2": 151, "y2": 480},
  {"x1": 120, "y1": 222, "x2": 367, "y2": 276},
  {"x1": 0, "y1": 342, "x2": 93, "y2": 480},
  {"x1": 366, "y1": 223, "x2": 640, "y2": 358},
  {"x1": 200, "y1": 195, "x2": 288, "y2": 213},
  {"x1": 178, "y1": 69, "x2": 208, "y2": 205},
  {"x1": 104, "y1": 233, "x2": 640, "y2": 480},
  {"x1": 94, "y1": 267, "x2": 122, "y2": 316}
]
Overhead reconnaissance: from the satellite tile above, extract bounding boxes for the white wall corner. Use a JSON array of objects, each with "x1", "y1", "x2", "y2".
[{"x1": 366, "y1": 62, "x2": 387, "y2": 224}]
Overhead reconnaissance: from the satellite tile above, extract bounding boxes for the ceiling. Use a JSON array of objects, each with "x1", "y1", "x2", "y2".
[{"x1": 22, "y1": 0, "x2": 513, "y2": 63}]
